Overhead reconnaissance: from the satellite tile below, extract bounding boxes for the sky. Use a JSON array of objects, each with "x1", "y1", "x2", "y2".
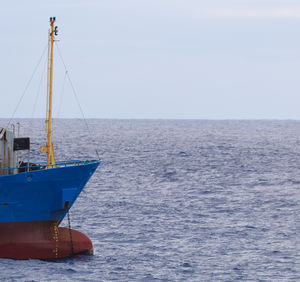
[{"x1": 1, "y1": 0, "x2": 300, "y2": 119}]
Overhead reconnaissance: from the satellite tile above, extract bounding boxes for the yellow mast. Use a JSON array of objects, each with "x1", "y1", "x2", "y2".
[{"x1": 41, "y1": 17, "x2": 58, "y2": 166}]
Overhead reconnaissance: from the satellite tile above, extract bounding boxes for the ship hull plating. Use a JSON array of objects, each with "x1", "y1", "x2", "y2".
[
  {"x1": 0, "y1": 160, "x2": 100, "y2": 259},
  {"x1": 0, "y1": 221, "x2": 93, "y2": 259}
]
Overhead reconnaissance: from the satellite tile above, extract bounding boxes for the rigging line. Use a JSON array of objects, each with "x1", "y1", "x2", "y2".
[
  {"x1": 56, "y1": 70, "x2": 68, "y2": 118},
  {"x1": 24, "y1": 56, "x2": 48, "y2": 142},
  {"x1": 55, "y1": 42, "x2": 100, "y2": 159},
  {"x1": 32, "y1": 56, "x2": 47, "y2": 118},
  {"x1": 67, "y1": 72, "x2": 100, "y2": 159},
  {"x1": 6, "y1": 44, "x2": 48, "y2": 128}
]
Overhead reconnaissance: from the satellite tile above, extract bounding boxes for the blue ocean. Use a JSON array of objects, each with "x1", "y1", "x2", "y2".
[{"x1": 0, "y1": 119, "x2": 299, "y2": 281}]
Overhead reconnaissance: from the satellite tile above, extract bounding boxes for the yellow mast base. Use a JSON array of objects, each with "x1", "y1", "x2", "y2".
[{"x1": 40, "y1": 146, "x2": 48, "y2": 153}]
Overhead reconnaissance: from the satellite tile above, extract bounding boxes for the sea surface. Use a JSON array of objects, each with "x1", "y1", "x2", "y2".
[{"x1": 0, "y1": 119, "x2": 300, "y2": 281}]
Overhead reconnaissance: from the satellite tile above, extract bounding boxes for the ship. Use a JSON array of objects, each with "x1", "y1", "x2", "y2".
[{"x1": 0, "y1": 17, "x2": 100, "y2": 260}]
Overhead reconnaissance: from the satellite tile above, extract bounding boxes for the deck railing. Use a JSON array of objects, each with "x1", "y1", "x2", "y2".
[{"x1": 0, "y1": 160, "x2": 100, "y2": 175}]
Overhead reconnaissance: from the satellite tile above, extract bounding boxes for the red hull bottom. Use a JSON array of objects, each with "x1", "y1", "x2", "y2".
[{"x1": 0, "y1": 221, "x2": 93, "y2": 260}]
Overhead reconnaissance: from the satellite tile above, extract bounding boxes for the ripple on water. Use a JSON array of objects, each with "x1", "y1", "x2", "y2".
[{"x1": 0, "y1": 119, "x2": 299, "y2": 281}]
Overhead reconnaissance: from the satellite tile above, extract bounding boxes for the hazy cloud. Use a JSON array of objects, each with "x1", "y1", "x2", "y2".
[{"x1": 198, "y1": 8, "x2": 300, "y2": 20}]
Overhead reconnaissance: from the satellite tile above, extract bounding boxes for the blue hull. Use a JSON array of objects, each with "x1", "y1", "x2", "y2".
[{"x1": 0, "y1": 160, "x2": 100, "y2": 223}]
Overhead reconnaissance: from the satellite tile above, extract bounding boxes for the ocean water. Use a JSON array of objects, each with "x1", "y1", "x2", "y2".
[{"x1": 0, "y1": 119, "x2": 300, "y2": 281}]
